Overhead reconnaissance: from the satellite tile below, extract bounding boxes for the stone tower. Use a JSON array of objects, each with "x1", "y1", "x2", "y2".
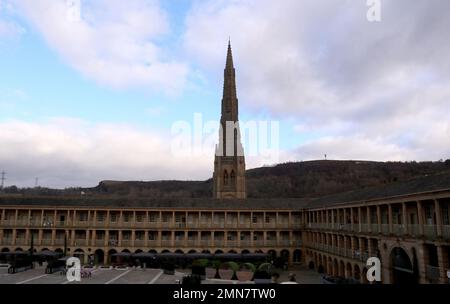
[{"x1": 213, "y1": 41, "x2": 246, "y2": 199}]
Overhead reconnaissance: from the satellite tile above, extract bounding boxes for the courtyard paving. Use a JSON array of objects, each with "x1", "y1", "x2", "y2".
[{"x1": 0, "y1": 264, "x2": 322, "y2": 284}]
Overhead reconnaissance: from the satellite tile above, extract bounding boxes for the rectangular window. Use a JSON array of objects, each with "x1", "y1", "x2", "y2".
[
  {"x1": 442, "y1": 205, "x2": 449, "y2": 225},
  {"x1": 96, "y1": 214, "x2": 104, "y2": 222},
  {"x1": 252, "y1": 215, "x2": 258, "y2": 223},
  {"x1": 265, "y1": 215, "x2": 271, "y2": 223},
  {"x1": 149, "y1": 214, "x2": 158, "y2": 222}
]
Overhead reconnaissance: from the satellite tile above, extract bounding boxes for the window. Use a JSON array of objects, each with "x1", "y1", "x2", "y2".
[
  {"x1": 162, "y1": 214, "x2": 170, "y2": 222},
  {"x1": 252, "y1": 215, "x2": 258, "y2": 223},
  {"x1": 110, "y1": 214, "x2": 117, "y2": 222},
  {"x1": 442, "y1": 205, "x2": 449, "y2": 225},
  {"x1": 136, "y1": 214, "x2": 143, "y2": 222},
  {"x1": 223, "y1": 170, "x2": 228, "y2": 185},
  {"x1": 96, "y1": 214, "x2": 104, "y2": 222},
  {"x1": 149, "y1": 213, "x2": 158, "y2": 222},
  {"x1": 78, "y1": 213, "x2": 87, "y2": 221},
  {"x1": 265, "y1": 215, "x2": 271, "y2": 223},
  {"x1": 425, "y1": 205, "x2": 433, "y2": 224}
]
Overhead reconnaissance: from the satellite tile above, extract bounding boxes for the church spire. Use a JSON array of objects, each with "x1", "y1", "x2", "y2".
[
  {"x1": 213, "y1": 41, "x2": 246, "y2": 199},
  {"x1": 222, "y1": 40, "x2": 238, "y2": 122}
]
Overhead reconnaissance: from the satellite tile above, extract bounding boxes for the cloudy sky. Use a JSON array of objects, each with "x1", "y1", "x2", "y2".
[{"x1": 0, "y1": 0, "x2": 449, "y2": 188}]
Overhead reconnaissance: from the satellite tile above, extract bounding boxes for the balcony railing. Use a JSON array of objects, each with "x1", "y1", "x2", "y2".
[
  {"x1": 424, "y1": 225, "x2": 437, "y2": 239},
  {"x1": 73, "y1": 239, "x2": 86, "y2": 246},
  {"x1": 134, "y1": 240, "x2": 145, "y2": 247},
  {"x1": 392, "y1": 224, "x2": 406, "y2": 236},
  {"x1": 41, "y1": 239, "x2": 52, "y2": 245}
]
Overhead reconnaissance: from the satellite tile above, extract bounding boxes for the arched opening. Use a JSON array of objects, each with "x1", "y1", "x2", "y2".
[
  {"x1": 1, "y1": 248, "x2": 10, "y2": 252},
  {"x1": 293, "y1": 249, "x2": 302, "y2": 263},
  {"x1": 108, "y1": 249, "x2": 117, "y2": 264},
  {"x1": 327, "y1": 257, "x2": 333, "y2": 275},
  {"x1": 14, "y1": 248, "x2": 23, "y2": 251},
  {"x1": 54, "y1": 248, "x2": 63, "y2": 254},
  {"x1": 135, "y1": 249, "x2": 143, "y2": 254},
  {"x1": 268, "y1": 249, "x2": 277, "y2": 259},
  {"x1": 354, "y1": 264, "x2": 361, "y2": 281},
  {"x1": 339, "y1": 261, "x2": 345, "y2": 277},
  {"x1": 202, "y1": 250, "x2": 211, "y2": 254},
  {"x1": 175, "y1": 249, "x2": 184, "y2": 254},
  {"x1": 346, "y1": 263, "x2": 352, "y2": 279},
  {"x1": 215, "y1": 249, "x2": 223, "y2": 254},
  {"x1": 362, "y1": 267, "x2": 368, "y2": 284},
  {"x1": 241, "y1": 249, "x2": 250, "y2": 254},
  {"x1": 188, "y1": 250, "x2": 197, "y2": 254},
  {"x1": 94, "y1": 249, "x2": 104, "y2": 265},
  {"x1": 228, "y1": 250, "x2": 237, "y2": 254},
  {"x1": 161, "y1": 249, "x2": 170, "y2": 253},
  {"x1": 223, "y1": 170, "x2": 228, "y2": 185},
  {"x1": 74, "y1": 249, "x2": 84, "y2": 264},
  {"x1": 308, "y1": 261, "x2": 315, "y2": 270},
  {"x1": 390, "y1": 247, "x2": 417, "y2": 284},
  {"x1": 333, "y1": 259, "x2": 338, "y2": 276},
  {"x1": 318, "y1": 264, "x2": 324, "y2": 273},
  {"x1": 148, "y1": 249, "x2": 157, "y2": 254}
]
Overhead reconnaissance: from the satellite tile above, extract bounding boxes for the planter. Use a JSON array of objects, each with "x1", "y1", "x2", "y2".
[
  {"x1": 236, "y1": 270, "x2": 253, "y2": 282},
  {"x1": 218, "y1": 268, "x2": 233, "y2": 280},
  {"x1": 206, "y1": 267, "x2": 217, "y2": 279}
]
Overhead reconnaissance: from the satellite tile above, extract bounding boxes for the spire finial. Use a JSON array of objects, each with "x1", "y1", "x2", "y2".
[{"x1": 226, "y1": 38, "x2": 233, "y2": 69}]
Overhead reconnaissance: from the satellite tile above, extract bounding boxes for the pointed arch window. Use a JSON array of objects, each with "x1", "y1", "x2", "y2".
[
  {"x1": 230, "y1": 170, "x2": 236, "y2": 185},
  {"x1": 223, "y1": 170, "x2": 229, "y2": 185}
]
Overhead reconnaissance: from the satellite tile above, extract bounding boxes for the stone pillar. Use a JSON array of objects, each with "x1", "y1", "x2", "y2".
[
  {"x1": 388, "y1": 204, "x2": 393, "y2": 234},
  {"x1": 104, "y1": 230, "x2": 109, "y2": 247},
  {"x1": 144, "y1": 231, "x2": 149, "y2": 247},
  {"x1": 402, "y1": 203, "x2": 408, "y2": 235},
  {"x1": 367, "y1": 207, "x2": 371, "y2": 233},
  {"x1": 51, "y1": 228, "x2": 56, "y2": 246},
  {"x1": 358, "y1": 207, "x2": 362, "y2": 232},
  {"x1": 118, "y1": 230, "x2": 123, "y2": 247},
  {"x1": 376, "y1": 205, "x2": 381, "y2": 233},
  {"x1": 38, "y1": 229, "x2": 43, "y2": 246},
  {"x1": 417, "y1": 201, "x2": 424, "y2": 235},
  {"x1": 71, "y1": 230, "x2": 75, "y2": 246},
  {"x1": 417, "y1": 243, "x2": 428, "y2": 284},
  {"x1": 434, "y1": 199, "x2": 443, "y2": 237},
  {"x1": 92, "y1": 230, "x2": 96, "y2": 247},
  {"x1": 350, "y1": 237, "x2": 356, "y2": 258},
  {"x1": 131, "y1": 230, "x2": 136, "y2": 248},
  {"x1": 437, "y1": 245, "x2": 448, "y2": 283}
]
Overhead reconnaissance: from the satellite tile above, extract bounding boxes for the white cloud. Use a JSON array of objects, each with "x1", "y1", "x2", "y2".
[
  {"x1": 13, "y1": 0, "x2": 188, "y2": 93},
  {"x1": 184, "y1": 0, "x2": 450, "y2": 162},
  {"x1": 0, "y1": 118, "x2": 215, "y2": 188}
]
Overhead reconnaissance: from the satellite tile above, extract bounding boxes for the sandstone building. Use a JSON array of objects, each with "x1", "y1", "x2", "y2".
[{"x1": 0, "y1": 43, "x2": 449, "y2": 284}]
